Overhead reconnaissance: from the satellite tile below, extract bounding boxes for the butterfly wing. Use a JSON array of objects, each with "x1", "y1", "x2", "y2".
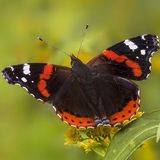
[
  {"x1": 92, "y1": 75, "x2": 140, "y2": 126},
  {"x1": 3, "y1": 34, "x2": 159, "y2": 128},
  {"x1": 52, "y1": 72, "x2": 140, "y2": 127},
  {"x1": 2, "y1": 63, "x2": 71, "y2": 102},
  {"x1": 2, "y1": 63, "x2": 98, "y2": 128},
  {"x1": 2, "y1": 62, "x2": 140, "y2": 128},
  {"x1": 87, "y1": 34, "x2": 159, "y2": 80}
]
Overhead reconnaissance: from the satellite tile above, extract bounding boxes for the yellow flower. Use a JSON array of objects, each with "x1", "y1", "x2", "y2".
[
  {"x1": 80, "y1": 139, "x2": 97, "y2": 153},
  {"x1": 65, "y1": 112, "x2": 144, "y2": 156},
  {"x1": 65, "y1": 127, "x2": 81, "y2": 144}
]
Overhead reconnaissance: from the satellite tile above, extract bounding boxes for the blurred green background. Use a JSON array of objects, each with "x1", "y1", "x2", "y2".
[{"x1": 0, "y1": 0, "x2": 160, "y2": 160}]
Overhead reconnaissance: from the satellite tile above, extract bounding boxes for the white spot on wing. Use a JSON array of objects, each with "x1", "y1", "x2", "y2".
[
  {"x1": 156, "y1": 35, "x2": 159, "y2": 41},
  {"x1": 130, "y1": 114, "x2": 135, "y2": 120},
  {"x1": 10, "y1": 66, "x2": 14, "y2": 71},
  {"x1": 63, "y1": 121, "x2": 69, "y2": 125},
  {"x1": 146, "y1": 74, "x2": 150, "y2": 79},
  {"x1": 113, "y1": 123, "x2": 121, "y2": 127},
  {"x1": 136, "y1": 107, "x2": 140, "y2": 112},
  {"x1": 123, "y1": 120, "x2": 129, "y2": 124},
  {"x1": 151, "y1": 51, "x2": 155, "y2": 56},
  {"x1": 52, "y1": 106, "x2": 57, "y2": 112},
  {"x1": 71, "y1": 124, "x2": 76, "y2": 128},
  {"x1": 124, "y1": 39, "x2": 138, "y2": 51},
  {"x1": 22, "y1": 86, "x2": 28, "y2": 91},
  {"x1": 138, "y1": 90, "x2": 140, "y2": 97},
  {"x1": 30, "y1": 93, "x2": 35, "y2": 98},
  {"x1": 57, "y1": 114, "x2": 61, "y2": 119},
  {"x1": 103, "y1": 124, "x2": 111, "y2": 127},
  {"x1": 138, "y1": 99, "x2": 141, "y2": 104},
  {"x1": 21, "y1": 77, "x2": 27, "y2": 82},
  {"x1": 97, "y1": 123, "x2": 103, "y2": 127},
  {"x1": 141, "y1": 50, "x2": 146, "y2": 55},
  {"x1": 23, "y1": 64, "x2": 30, "y2": 75},
  {"x1": 157, "y1": 36, "x2": 159, "y2": 46},
  {"x1": 87, "y1": 126, "x2": 95, "y2": 129},
  {"x1": 37, "y1": 98, "x2": 44, "y2": 102},
  {"x1": 141, "y1": 35, "x2": 146, "y2": 40}
]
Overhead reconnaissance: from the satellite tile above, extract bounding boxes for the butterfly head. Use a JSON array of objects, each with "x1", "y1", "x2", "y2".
[
  {"x1": 70, "y1": 54, "x2": 86, "y2": 70},
  {"x1": 70, "y1": 54, "x2": 90, "y2": 80}
]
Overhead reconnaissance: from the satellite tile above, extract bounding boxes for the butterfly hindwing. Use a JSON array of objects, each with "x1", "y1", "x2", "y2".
[
  {"x1": 91, "y1": 74, "x2": 140, "y2": 125},
  {"x1": 53, "y1": 70, "x2": 140, "y2": 127}
]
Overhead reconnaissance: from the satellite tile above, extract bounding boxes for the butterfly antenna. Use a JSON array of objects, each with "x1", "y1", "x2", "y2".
[
  {"x1": 37, "y1": 36, "x2": 48, "y2": 46},
  {"x1": 77, "y1": 24, "x2": 89, "y2": 58},
  {"x1": 37, "y1": 36, "x2": 70, "y2": 57},
  {"x1": 52, "y1": 45, "x2": 70, "y2": 57},
  {"x1": 37, "y1": 36, "x2": 45, "y2": 42}
]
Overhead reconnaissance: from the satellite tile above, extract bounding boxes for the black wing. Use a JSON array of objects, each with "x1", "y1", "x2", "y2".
[
  {"x1": 52, "y1": 73, "x2": 140, "y2": 127},
  {"x1": 2, "y1": 63, "x2": 71, "y2": 102},
  {"x1": 93, "y1": 75, "x2": 140, "y2": 125},
  {"x1": 2, "y1": 63, "x2": 140, "y2": 128},
  {"x1": 2, "y1": 63, "x2": 98, "y2": 128},
  {"x1": 87, "y1": 34, "x2": 159, "y2": 80}
]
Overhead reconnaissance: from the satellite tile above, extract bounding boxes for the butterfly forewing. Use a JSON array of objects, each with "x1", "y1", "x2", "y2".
[
  {"x1": 87, "y1": 34, "x2": 159, "y2": 80},
  {"x1": 2, "y1": 63, "x2": 71, "y2": 102}
]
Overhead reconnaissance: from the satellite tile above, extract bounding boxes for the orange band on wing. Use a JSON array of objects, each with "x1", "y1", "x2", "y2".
[
  {"x1": 37, "y1": 80, "x2": 50, "y2": 97},
  {"x1": 103, "y1": 50, "x2": 142, "y2": 77},
  {"x1": 40, "y1": 64, "x2": 54, "y2": 80},
  {"x1": 58, "y1": 111, "x2": 96, "y2": 128},
  {"x1": 38, "y1": 64, "x2": 54, "y2": 97},
  {"x1": 125, "y1": 60, "x2": 142, "y2": 77},
  {"x1": 109, "y1": 98, "x2": 140, "y2": 125}
]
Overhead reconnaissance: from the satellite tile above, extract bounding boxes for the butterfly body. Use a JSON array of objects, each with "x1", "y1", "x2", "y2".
[{"x1": 2, "y1": 34, "x2": 159, "y2": 128}]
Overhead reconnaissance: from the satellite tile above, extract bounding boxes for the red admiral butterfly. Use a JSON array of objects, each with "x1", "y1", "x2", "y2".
[{"x1": 2, "y1": 34, "x2": 159, "y2": 129}]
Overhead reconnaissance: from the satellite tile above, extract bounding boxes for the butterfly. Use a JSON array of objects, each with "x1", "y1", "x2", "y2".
[{"x1": 2, "y1": 34, "x2": 159, "y2": 128}]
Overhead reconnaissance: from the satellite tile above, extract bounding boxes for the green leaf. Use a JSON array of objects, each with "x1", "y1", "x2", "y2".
[
  {"x1": 105, "y1": 109, "x2": 160, "y2": 160},
  {"x1": 92, "y1": 145, "x2": 108, "y2": 157},
  {"x1": 156, "y1": 122, "x2": 160, "y2": 143}
]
